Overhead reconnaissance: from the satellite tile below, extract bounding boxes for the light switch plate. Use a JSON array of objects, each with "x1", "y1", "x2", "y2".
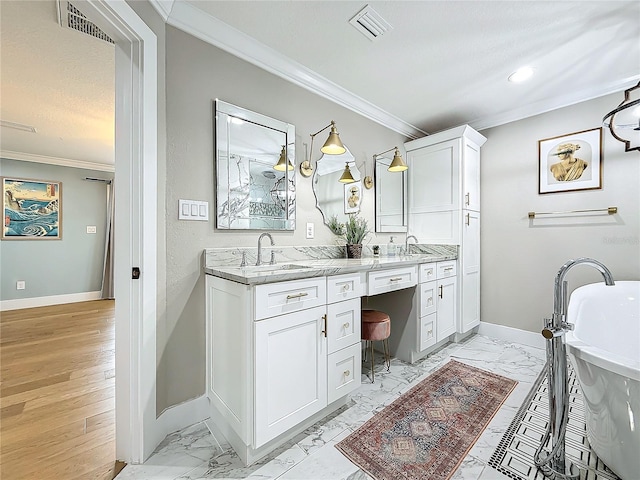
[{"x1": 179, "y1": 199, "x2": 209, "y2": 221}]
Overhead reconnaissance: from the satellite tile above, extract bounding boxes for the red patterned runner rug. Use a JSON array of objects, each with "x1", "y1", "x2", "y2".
[{"x1": 336, "y1": 360, "x2": 517, "y2": 480}]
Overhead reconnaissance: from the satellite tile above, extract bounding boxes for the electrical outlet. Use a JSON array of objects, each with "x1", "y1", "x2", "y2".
[
  {"x1": 306, "y1": 222, "x2": 314, "y2": 239},
  {"x1": 86, "y1": 225, "x2": 97, "y2": 234},
  {"x1": 16, "y1": 280, "x2": 25, "y2": 290}
]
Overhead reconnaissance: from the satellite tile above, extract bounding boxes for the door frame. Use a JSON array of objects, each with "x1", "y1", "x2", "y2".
[{"x1": 79, "y1": 0, "x2": 159, "y2": 463}]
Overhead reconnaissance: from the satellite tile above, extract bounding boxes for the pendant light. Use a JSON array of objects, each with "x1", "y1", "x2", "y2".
[
  {"x1": 299, "y1": 120, "x2": 346, "y2": 177},
  {"x1": 602, "y1": 80, "x2": 640, "y2": 152},
  {"x1": 273, "y1": 145, "x2": 294, "y2": 171}
]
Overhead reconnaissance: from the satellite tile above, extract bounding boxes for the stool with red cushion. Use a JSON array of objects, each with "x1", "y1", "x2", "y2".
[{"x1": 361, "y1": 309, "x2": 391, "y2": 383}]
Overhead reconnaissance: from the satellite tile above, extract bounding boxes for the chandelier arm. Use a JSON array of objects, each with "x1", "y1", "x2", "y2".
[{"x1": 602, "y1": 98, "x2": 640, "y2": 124}]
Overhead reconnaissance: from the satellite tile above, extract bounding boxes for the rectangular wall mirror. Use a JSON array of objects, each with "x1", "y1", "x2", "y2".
[
  {"x1": 215, "y1": 100, "x2": 296, "y2": 230},
  {"x1": 375, "y1": 156, "x2": 407, "y2": 232}
]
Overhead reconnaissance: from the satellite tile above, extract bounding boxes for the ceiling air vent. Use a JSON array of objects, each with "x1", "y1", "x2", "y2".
[
  {"x1": 57, "y1": 1, "x2": 114, "y2": 44},
  {"x1": 349, "y1": 5, "x2": 393, "y2": 42}
]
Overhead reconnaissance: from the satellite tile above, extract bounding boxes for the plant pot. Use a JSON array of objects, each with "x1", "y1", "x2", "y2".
[{"x1": 346, "y1": 244, "x2": 362, "y2": 259}]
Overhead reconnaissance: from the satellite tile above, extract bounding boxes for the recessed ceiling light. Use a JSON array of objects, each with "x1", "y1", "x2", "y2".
[{"x1": 508, "y1": 66, "x2": 534, "y2": 83}]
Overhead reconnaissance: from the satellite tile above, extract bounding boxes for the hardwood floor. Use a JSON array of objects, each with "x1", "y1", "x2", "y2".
[{"x1": 0, "y1": 300, "x2": 124, "y2": 479}]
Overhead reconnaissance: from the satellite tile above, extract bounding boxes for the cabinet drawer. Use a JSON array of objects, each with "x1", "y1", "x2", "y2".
[
  {"x1": 327, "y1": 343, "x2": 361, "y2": 404},
  {"x1": 436, "y1": 261, "x2": 457, "y2": 279},
  {"x1": 419, "y1": 263, "x2": 436, "y2": 283},
  {"x1": 255, "y1": 278, "x2": 326, "y2": 320},
  {"x1": 419, "y1": 313, "x2": 436, "y2": 352},
  {"x1": 367, "y1": 266, "x2": 417, "y2": 296},
  {"x1": 419, "y1": 280, "x2": 437, "y2": 317},
  {"x1": 327, "y1": 273, "x2": 362, "y2": 304},
  {"x1": 327, "y1": 298, "x2": 361, "y2": 354}
]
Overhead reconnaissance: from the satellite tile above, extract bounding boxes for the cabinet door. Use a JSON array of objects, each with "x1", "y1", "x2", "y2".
[
  {"x1": 327, "y1": 298, "x2": 361, "y2": 354},
  {"x1": 419, "y1": 312, "x2": 436, "y2": 351},
  {"x1": 462, "y1": 139, "x2": 481, "y2": 212},
  {"x1": 460, "y1": 210, "x2": 480, "y2": 333},
  {"x1": 407, "y1": 138, "x2": 460, "y2": 214},
  {"x1": 254, "y1": 305, "x2": 327, "y2": 447},
  {"x1": 436, "y1": 276, "x2": 457, "y2": 342}
]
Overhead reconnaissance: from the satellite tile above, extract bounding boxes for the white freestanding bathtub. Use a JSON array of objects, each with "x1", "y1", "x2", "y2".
[{"x1": 566, "y1": 281, "x2": 640, "y2": 480}]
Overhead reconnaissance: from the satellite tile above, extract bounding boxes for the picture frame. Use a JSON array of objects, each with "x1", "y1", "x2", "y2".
[
  {"x1": 2, "y1": 177, "x2": 62, "y2": 239},
  {"x1": 344, "y1": 181, "x2": 362, "y2": 214},
  {"x1": 538, "y1": 127, "x2": 603, "y2": 194}
]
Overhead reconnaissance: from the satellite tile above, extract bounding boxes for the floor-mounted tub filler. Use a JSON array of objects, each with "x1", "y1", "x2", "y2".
[
  {"x1": 566, "y1": 280, "x2": 640, "y2": 480},
  {"x1": 535, "y1": 258, "x2": 617, "y2": 480}
]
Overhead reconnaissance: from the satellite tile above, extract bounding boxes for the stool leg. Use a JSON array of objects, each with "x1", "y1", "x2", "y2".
[
  {"x1": 370, "y1": 340, "x2": 375, "y2": 383},
  {"x1": 383, "y1": 338, "x2": 390, "y2": 371}
]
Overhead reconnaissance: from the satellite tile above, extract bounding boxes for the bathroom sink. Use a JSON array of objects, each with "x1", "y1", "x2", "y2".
[{"x1": 241, "y1": 263, "x2": 312, "y2": 273}]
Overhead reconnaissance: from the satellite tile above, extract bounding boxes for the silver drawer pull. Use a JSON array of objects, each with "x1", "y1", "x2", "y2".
[
  {"x1": 344, "y1": 370, "x2": 350, "y2": 377},
  {"x1": 343, "y1": 322, "x2": 350, "y2": 329},
  {"x1": 389, "y1": 277, "x2": 403, "y2": 282},
  {"x1": 286, "y1": 292, "x2": 309, "y2": 300},
  {"x1": 341, "y1": 283, "x2": 350, "y2": 291},
  {"x1": 444, "y1": 267, "x2": 453, "y2": 272}
]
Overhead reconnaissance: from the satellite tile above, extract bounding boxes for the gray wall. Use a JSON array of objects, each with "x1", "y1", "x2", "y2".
[
  {"x1": 161, "y1": 26, "x2": 407, "y2": 411},
  {"x1": 481, "y1": 93, "x2": 640, "y2": 333},
  {"x1": 0, "y1": 159, "x2": 113, "y2": 300}
]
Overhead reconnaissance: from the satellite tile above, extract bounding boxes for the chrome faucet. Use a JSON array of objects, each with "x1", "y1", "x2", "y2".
[
  {"x1": 405, "y1": 235, "x2": 418, "y2": 253},
  {"x1": 535, "y1": 258, "x2": 614, "y2": 479},
  {"x1": 256, "y1": 233, "x2": 275, "y2": 266}
]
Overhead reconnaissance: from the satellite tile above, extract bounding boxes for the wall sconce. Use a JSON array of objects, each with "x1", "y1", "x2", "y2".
[
  {"x1": 602, "y1": 80, "x2": 640, "y2": 152},
  {"x1": 373, "y1": 146, "x2": 408, "y2": 172},
  {"x1": 299, "y1": 120, "x2": 346, "y2": 177},
  {"x1": 273, "y1": 145, "x2": 294, "y2": 171},
  {"x1": 338, "y1": 163, "x2": 355, "y2": 183}
]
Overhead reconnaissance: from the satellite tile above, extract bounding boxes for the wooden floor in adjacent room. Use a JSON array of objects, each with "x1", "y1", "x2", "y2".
[{"x1": 0, "y1": 300, "x2": 124, "y2": 479}]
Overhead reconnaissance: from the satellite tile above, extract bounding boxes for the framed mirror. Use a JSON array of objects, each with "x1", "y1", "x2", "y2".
[
  {"x1": 375, "y1": 155, "x2": 407, "y2": 232},
  {"x1": 312, "y1": 146, "x2": 361, "y2": 225},
  {"x1": 215, "y1": 100, "x2": 295, "y2": 230}
]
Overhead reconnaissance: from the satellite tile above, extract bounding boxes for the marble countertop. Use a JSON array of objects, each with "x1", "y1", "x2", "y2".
[{"x1": 204, "y1": 253, "x2": 457, "y2": 285}]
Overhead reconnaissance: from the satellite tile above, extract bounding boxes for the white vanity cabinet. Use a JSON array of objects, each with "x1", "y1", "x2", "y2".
[
  {"x1": 205, "y1": 272, "x2": 362, "y2": 465},
  {"x1": 435, "y1": 261, "x2": 457, "y2": 341},
  {"x1": 405, "y1": 125, "x2": 486, "y2": 336}
]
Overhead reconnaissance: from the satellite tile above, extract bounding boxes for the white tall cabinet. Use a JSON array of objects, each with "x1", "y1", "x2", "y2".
[{"x1": 405, "y1": 125, "x2": 486, "y2": 335}]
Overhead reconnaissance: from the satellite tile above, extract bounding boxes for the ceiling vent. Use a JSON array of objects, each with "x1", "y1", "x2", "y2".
[
  {"x1": 349, "y1": 5, "x2": 393, "y2": 42},
  {"x1": 57, "y1": 1, "x2": 114, "y2": 44}
]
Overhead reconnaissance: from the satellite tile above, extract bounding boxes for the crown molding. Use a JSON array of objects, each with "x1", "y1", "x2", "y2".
[
  {"x1": 0, "y1": 150, "x2": 115, "y2": 172},
  {"x1": 472, "y1": 75, "x2": 640, "y2": 132},
  {"x1": 148, "y1": 0, "x2": 426, "y2": 139}
]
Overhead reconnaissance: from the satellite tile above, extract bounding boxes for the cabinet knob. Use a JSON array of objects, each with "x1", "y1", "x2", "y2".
[
  {"x1": 342, "y1": 283, "x2": 350, "y2": 291},
  {"x1": 344, "y1": 370, "x2": 350, "y2": 377},
  {"x1": 343, "y1": 322, "x2": 350, "y2": 329},
  {"x1": 427, "y1": 297, "x2": 433, "y2": 305},
  {"x1": 428, "y1": 330, "x2": 433, "y2": 335}
]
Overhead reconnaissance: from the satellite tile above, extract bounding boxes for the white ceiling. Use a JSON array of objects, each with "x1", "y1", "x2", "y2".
[{"x1": 1, "y1": 0, "x2": 638, "y2": 167}]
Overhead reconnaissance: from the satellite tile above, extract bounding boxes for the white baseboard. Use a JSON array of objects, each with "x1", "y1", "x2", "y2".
[
  {"x1": 478, "y1": 321, "x2": 546, "y2": 350},
  {"x1": 158, "y1": 394, "x2": 210, "y2": 438},
  {"x1": 0, "y1": 291, "x2": 103, "y2": 311}
]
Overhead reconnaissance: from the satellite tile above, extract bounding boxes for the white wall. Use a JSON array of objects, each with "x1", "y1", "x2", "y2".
[{"x1": 481, "y1": 93, "x2": 640, "y2": 333}]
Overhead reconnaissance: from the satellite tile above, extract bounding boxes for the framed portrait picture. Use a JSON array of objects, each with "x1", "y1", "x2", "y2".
[
  {"x1": 344, "y1": 181, "x2": 362, "y2": 214},
  {"x1": 2, "y1": 177, "x2": 62, "y2": 239},
  {"x1": 538, "y1": 127, "x2": 603, "y2": 194}
]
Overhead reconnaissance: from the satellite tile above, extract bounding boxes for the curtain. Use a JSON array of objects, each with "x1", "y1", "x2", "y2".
[{"x1": 101, "y1": 181, "x2": 115, "y2": 299}]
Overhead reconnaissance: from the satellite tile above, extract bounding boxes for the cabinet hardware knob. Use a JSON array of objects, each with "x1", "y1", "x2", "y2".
[
  {"x1": 428, "y1": 330, "x2": 433, "y2": 335},
  {"x1": 344, "y1": 370, "x2": 350, "y2": 377},
  {"x1": 321, "y1": 314, "x2": 327, "y2": 337},
  {"x1": 286, "y1": 292, "x2": 309, "y2": 300},
  {"x1": 439, "y1": 285, "x2": 443, "y2": 298},
  {"x1": 343, "y1": 322, "x2": 350, "y2": 329},
  {"x1": 342, "y1": 284, "x2": 350, "y2": 291},
  {"x1": 389, "y1": 277, "x2": 402, "y2": 282},
  {"x1": 465, "y1": 192, "x2": 470, "y2": 206}
]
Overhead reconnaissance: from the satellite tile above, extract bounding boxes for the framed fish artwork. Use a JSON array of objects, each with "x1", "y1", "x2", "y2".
[{"x1": 2, "y1": 177, "x2": 62, "y2": 239}]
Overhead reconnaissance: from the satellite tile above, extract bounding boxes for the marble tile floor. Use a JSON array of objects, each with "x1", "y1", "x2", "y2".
[{"x1": 116, "y1": 334, "x2": 546, "y2": 480}]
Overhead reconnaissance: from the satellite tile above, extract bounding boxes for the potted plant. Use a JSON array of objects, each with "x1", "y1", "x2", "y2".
[{"x1": 343, "y1": 214, "x2": 369, "y2": 259}]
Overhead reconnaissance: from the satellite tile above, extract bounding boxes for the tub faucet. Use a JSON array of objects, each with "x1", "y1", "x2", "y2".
[
  {"x1": 256, "y1": 233, "x2": 275, "y2": 266},
  {"x1": 405, "y1": 235, "x2": 418, "y2": 253},
  {"x1": 535, "y1": 257, "x2": 614, "y2": 480}
]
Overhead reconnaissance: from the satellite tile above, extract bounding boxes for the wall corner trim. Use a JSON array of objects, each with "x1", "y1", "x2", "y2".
[
  {"x1": 1, "y1": 150, "x2": 115, "y2": 172},
  {"x1": 478, "y1": 321, "x2": 546, "y2": 350},
  {"x1": 150, "y1": 0, "x2": 425, "y2": 139}
]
